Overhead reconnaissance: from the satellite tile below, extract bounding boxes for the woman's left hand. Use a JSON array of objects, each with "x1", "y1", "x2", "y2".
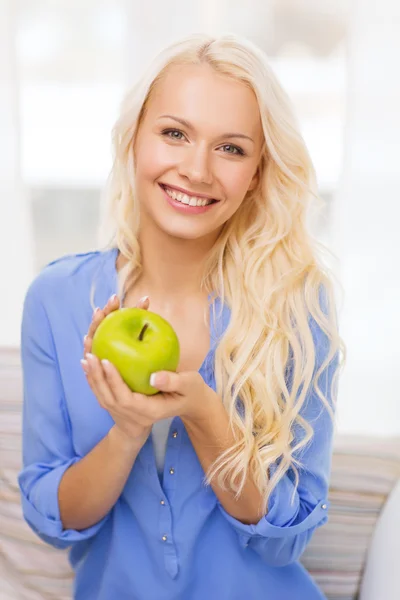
[
  {"x1": 147, "y1": 369, "x2": 219, "y2": 424},
  {"x1": 82, "y1": 357, "x2": 219, "y2": 426}
]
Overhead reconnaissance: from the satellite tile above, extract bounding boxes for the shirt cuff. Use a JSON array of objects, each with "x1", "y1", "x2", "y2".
[
  {"x1": 218, "y1": 498, "x2": 329, "y2": 539},
  {"x1": 19, "y1": 458, "x2": 109, "y2": 545},
  {"x1": 217, "y1": 474, "x2": 330, "y2": 547}
]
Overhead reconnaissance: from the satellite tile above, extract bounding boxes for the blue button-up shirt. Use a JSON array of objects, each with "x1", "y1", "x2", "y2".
[{"x1": 18, "y1": 247, "x2": 336, "y2": 600}]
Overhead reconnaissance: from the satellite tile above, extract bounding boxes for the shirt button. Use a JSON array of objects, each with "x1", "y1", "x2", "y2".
[
  {"x1": 322, "y1": 503, "x2": 327, "y2": 510},
  {"x1": 169, "y1": 468, "x2": 175, "y2": 475},
  {"x1": 160, "y1": 500, "x2": 165, "y2": 505},
  {"x1": 172, "y1": 431, "x2": 178, "y2": 438},
  {"x1": 162, "y1": 535, "x2": 168, "y2": 542}
]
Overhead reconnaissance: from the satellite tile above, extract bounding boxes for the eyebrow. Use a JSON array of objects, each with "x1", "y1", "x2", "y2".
[{"x1": 158, "y1": 114, "x2": 255, "y2": 144}]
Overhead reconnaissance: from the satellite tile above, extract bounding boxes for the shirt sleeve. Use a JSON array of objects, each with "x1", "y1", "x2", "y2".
[
  {"x1": 17, "y1": 276, "x2": 110, "y2": 549},
  {"x1": 217, "y1": 289, "x2": 339, "y2": 567}
]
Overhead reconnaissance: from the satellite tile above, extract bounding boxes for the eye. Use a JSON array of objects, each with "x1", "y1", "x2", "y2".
[
  {"x1": 221, "y1": 144, "x2": 245, "y2": 156},
  {"x1": 161, "y1": 129, "x2": 245, "y2": 156},
  {"x1": 161, "y1": 128, "x2": 186, "y2": 141}
]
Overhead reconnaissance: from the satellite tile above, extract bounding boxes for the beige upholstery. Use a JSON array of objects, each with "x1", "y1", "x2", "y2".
[
  {"x1": 0, "y1": 347, "x2": 73, "y2": 599},
  {"x1": 1, "y1": 346, "x2": 399, "y2": 600}
]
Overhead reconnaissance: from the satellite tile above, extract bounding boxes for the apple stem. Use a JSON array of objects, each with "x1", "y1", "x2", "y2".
[{"x1": 138, "y1": 323, "x2": 149, "y2": 341}]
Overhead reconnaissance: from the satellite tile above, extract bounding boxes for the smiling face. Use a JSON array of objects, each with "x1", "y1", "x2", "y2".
[{"x1": 133, "y1": 62, "x2": 264, "y2": 240}]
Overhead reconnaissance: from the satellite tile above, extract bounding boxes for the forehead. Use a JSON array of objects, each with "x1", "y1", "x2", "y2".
[{"x1": 146, "y1": 63, "x2": 263, "y2": 143}]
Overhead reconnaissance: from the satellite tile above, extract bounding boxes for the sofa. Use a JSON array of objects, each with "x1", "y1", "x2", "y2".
[{"x1": 1, "y1": 345, "x2": 399, "y2": 600}]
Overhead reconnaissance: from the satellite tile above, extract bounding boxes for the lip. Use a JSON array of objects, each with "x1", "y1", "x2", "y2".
[
  {"x1": 159, "y1": 182, "x2": 219, "y2": 202},
  {"x1": 159, "y1": 183, "x2": 218, "y2": 215}
]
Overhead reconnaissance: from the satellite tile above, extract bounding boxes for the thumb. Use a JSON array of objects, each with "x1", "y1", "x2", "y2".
[{"x1": 149, "y1": 370, "x2": 199, "y2": 395}]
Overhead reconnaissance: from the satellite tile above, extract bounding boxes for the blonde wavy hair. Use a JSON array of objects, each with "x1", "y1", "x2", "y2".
[{"x1": 93, "y1": 32, "x2": 346, "y2": 516}]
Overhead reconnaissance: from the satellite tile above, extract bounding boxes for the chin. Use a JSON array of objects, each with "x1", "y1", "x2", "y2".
[{"x1": 160, "y1": 223, "x2": 211, "y2": 241}]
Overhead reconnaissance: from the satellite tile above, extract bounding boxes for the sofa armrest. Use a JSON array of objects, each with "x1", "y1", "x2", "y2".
[{"x1": 359, "y1": 478, "x2": 400, "y2": 600}]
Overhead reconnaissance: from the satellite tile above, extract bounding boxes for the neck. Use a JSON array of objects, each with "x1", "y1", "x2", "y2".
[{"x1": 117, "y1": 223, "x2": 220, "y2": 305}]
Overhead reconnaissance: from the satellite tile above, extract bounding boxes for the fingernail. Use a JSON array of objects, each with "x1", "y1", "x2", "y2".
[
  {"x1": 84, "y1": 335, "x2": 88, "y2": 343},
  {"x1": 93, "y1": 307, "x2": 101, "y2": 317},
  {"x1": 109, "y1": 294, "x2": 117, "y2": 302},
  {"x1": 140, "y1": 295, "x2": 149, "y2": 303},
  {"x1": 101, "y1": 359, "x2": 111, "y2": 372},
  {"x1": 86, "y1": 353, "x2": 95, "y2": 363},
  {"x1": 80, "y1": 359, "x2": 88, "y2": 372},
  {"x1": 150, "y1": 373, "x2": 157, "y2": 387}
]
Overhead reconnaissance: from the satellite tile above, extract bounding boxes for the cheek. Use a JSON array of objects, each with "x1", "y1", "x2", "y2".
[
  {"x1": 221, "y1": 167, "x2": 255, "y2": 206},
  {"x1": 231, "y1": 167, "x2": 255, "y2": 192},
  {"x1": 136, "y1": 138, "x2": 176, "y2": 180}
]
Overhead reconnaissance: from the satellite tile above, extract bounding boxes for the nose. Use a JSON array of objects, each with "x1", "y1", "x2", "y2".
[{"x1": 177, "y1": 144, "x2": 213, "y2": 186}]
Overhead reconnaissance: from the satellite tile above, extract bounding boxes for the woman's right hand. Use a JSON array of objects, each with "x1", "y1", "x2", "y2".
[{"x1": 82, "y1": 293, "x2": 153, "y2": 447}]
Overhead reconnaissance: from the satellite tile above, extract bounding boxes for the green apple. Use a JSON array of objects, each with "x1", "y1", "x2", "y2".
[{"x1": 91, "y1": 307, "x2": 180, "y2": 395}]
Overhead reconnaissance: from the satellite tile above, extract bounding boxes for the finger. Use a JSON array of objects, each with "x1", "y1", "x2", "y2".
[
  {"x1": 102, "y1": 359, "x2": 162, "y2": 422},
  {"x1": 86, "y1": 306, "x2": 106, "y2": 341},
  {"x1": 103, "y1": 293, "x2": 120, "y2": 317},
  {"x1": 85, "y1": 355, "x2": 116, "y2": 411},
  {"x1": 83, "y1": 331, "x2": 97, "y2": 359},
  {"x1": 136, "y1": 295, "x2": 150, "y2": 310},
  {"x1": 83, "y1": 295, "x2": 120, "y2": 358},
  {"x1": 88, "y1": 294, "x2": 119, "y2": 337},
  {"x1": 101, "y1": 359, "x2": 137, "y2": 406},
  {"x1": 83, "y1": 310, "x2": 104, "y2": 359},
  {"x1": 83, "y1": 334, "x2": 90, "y2": 359},
  {"x1": 84, "y1": 353, "x2": 117, "y2": 410},
  {"x1": 149, "y1": 370, "x2": 202, "y2": 396}
]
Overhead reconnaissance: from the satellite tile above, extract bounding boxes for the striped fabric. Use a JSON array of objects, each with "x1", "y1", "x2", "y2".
[
  {"x1": 1, "y1": 346, "x2": 399, "y2": 600},
  {"x1": 302, "y1": 437, "x2": 400, "y2": 599}
]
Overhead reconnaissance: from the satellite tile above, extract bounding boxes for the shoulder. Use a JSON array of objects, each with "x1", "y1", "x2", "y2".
[{"x1": 24, "y1": 249, "x2": 114, "y2": 309}]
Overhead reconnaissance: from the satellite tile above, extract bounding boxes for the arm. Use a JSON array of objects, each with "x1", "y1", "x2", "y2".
[
  {"x1": 182, "y1": 404, "x2": 265, "y2": 525},
  {"x1": 58, "y1": 425, "x2": 144, "y2": 531},
  {"x1": 17, "y1": 277, "x2": 142, "y2": 547},
  {"x1": 206, "y1": 293, "x2": 339, "y2": 567}
]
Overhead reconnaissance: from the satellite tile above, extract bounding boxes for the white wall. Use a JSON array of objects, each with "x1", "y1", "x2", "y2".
[
  {"x1": 1, "y1": 1, "x2": 399, "y2": 436},
  {"x1": 332, "y1": 0, "x2": 400, "y2": 435},
  {"x1": 0, "y1": 1, "x2": 35, "y2": 346}
]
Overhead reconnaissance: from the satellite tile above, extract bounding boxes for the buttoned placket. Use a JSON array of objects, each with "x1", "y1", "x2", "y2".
[
  {"x1": 139, "y1": 417, "x2": 183, "y2": 579},
  {"x1": 160, "y1": 421, "x2": 183, "y2": 578},
  {"x1": 132, "y1": 292, "x2": 224, "y2": 580}
]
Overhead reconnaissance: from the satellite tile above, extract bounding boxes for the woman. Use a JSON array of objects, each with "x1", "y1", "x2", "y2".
[{"x1": 18, "y1": 33, "x2": 344, "y2": 600}]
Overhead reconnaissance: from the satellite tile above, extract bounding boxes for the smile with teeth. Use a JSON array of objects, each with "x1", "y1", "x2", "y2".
[{"x1": 162, "y1": 185, "x2": 216, "y2": 207}]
